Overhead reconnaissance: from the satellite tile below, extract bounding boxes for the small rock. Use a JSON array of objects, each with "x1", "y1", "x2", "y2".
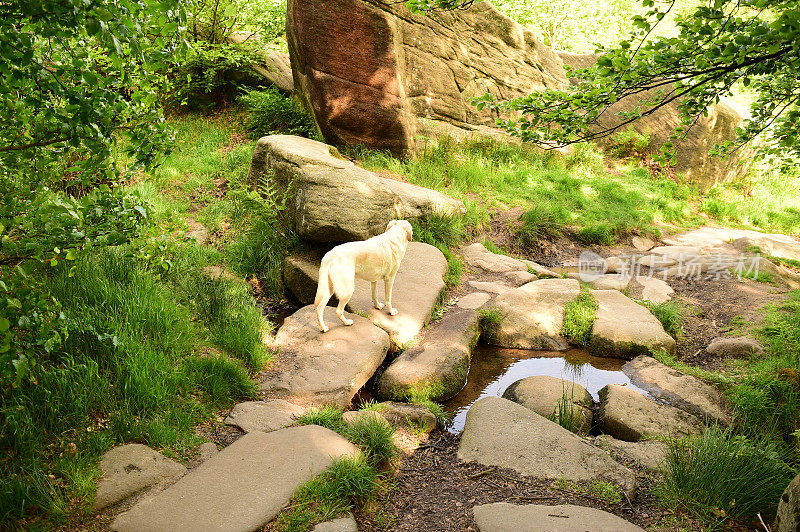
[
  {"x1": 312, "y1": 515, "x2": 358, "y2": 532},
  {"x1": 595, "y1": 435, "x2": 668, "y2": 470},
  {"x1": 584, "y1": 274, "x2": 632, "y2": 291},
  {"x1": 636, "y1": 276, "x2": 674, "y2": 304},
  {"x1": 632, "y1": 236, "x2": 655, "y2": 252},
  {"x1": 502, "y1": 376, "x2": 593, "y2": 434},
  {"x1": 461, "y1": 243, "x2": 527, "y2": 273},
  {"x1": 467, "y1": 280, "x2": 512, "y2": 295},
  {"x1": 473, "y1": 502, "x2": 645, "y2": 532},
  {"x1": 224, "y1": 400, "x2": 306, "y2": 433},
  {"x1": 94, "y1": 444, "x2": 187, "y2": 510},
  {"x1": 623, "y1": 355, "x2": 729, "y2": 425},
  {"x1": 458, "y1": 397, "x2": 636, "y2": 498},
  {"x1": 456, "y1": 292, "x2": 491, "y2": 310},
  {"x1": 522, "y1": 259, "x2": 560, "y2": 278},
  {"x1": 342, "y1": 409, "x2": 390, "y2": 427},
  {"x1": 373, "y1": 402, "x2": 437, "y2": 432},
  {"x1": 598, "y1": 384, "x2": 703, "y2": 442},
  {"x1": 706, "y1": 336, "x2": 764, "y2": 357},
  {"x1": 485, "y1": 278, "x2": 580, "y2": 350},
  {"x1": 503, "y1": 270, "x2": 537, "y2": 286},
  {"x1": 776, "y1": 472, "x2": 800, "y2": 532}
]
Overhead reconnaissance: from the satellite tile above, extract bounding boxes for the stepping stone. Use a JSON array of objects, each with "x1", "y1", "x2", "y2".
[
  {"x1": 502, "y1": 376, "x2": 593, "y2": 434},
  {"x1": 522, "y1": 259, "x2": 560, "y2": 278},
  {"x1": 468, "y1": 280, "x2": 512, "y2": 295},
  {"x1": 595, "y1": 435, "x2": 668, "y2": 470},
  {"x1": 94, "y1": 444, "x2": 187, "y2": 510},
  {"x1": 598, "y1": 384, "x2": 702, "y2": 442},
  {"x1": 458, "y1": 397, "x2": 636, "y2": 498},
  {"x1": 706, "y1": 336, "x2": 763, "y2": 357},
  {"x1": 484, "y1": 278, "x2": 580, "y2": 350},
  {"x1": 589, "y1": 290, "x2": 676, "y2": 359},
  {"x1": 457, "y1": 292, "x2": 491, "y2": 310},
  {"x1": 733, "y1": 233, "x2": 800, "y2": 262},
  {"x1": 504, "y1": 270, "x2": 537, "y2": 286},
  {"x1": 473, "y1": 502, "x2": 644, "y2": 532},
  {"x1": 622, "y1": 355, "x2": 729, "y2": 425},
  {"x1": 648, "y1": 245, "x2": 703, "y2": 260},
  {"x1": 112, "y1": 426, "x2": 358, "y2": 532},
  {"x1": 224, "y1": 399, "x2": 306, "y2": 433},
  {"x1": 189, "y1": 442, "x2": 219, "y2": 468},
  {"x1": 312, "y1": 516, "x2": 358, "y2": 532},
  {"x1": 373, "y1": 402, "x2": 437, "y2": 432},
  {"x1": 461, "y1": 242, "x2": 528, "y2": 273},
  {"x1": 283, "y1": 243, "x2": 448, "y2": 347},
  {"x1": 579, "y1": 273, "x2": 631, "y2": 291},
  {"x1": 347, "y1": 242, "x2": 448, "y2": 347},
  {"x1": 777, "y1": 472, "x2": 800, "y2": 532},
  {"x1": 632, "y1": 236, "x2": 655, "y2": 252},
  {"x1": 377, "y1": 307, "x2": 480, "y2": 401},
  {"x1": 636, "y1": 276, "x2": 674, "y2": 304},
  {"x1": 261, "y1": 305, "x2": 390, "y2": 408}
]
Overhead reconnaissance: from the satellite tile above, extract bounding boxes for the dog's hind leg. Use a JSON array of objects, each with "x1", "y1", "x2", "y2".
[
  {"x1": 331, "y1": 263, "x2": 355, "y2": 326},
  {"x1": 384, "y1": 272, "x2": 398, "y2": 316},
  {"x1": 371, "y1": 282, "x2": 384, "y2": 310},
  {"x1": 314, "y1": 260, "x2": 334, "y2": 332}
]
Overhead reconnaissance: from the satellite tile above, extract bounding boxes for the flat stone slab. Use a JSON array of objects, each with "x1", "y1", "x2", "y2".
[
  {"x1": 502, "y1": 376, "x2": 593, "y2": 434},
  {"x1": 589, "y1": 290, "x2": 675, "y2": 359},
  {"x1": 461, "y1": 242, "x2": 528, "y2": 273},
  {"x1": 458, "y1": 397, "x2": 636, "y2": 498},
  {"x1": 457, "y1": 292, "x2": 491, "y2": 310},
  {"x1": 468, "y1": 280, "x2": 512, "y2": 295},
  {"x1": 347, "y1": 242, "x2": 447, "y2": 347},
  {"x1": 637, "y1": 276, "x2": 674, "y2": 304},
  {"x1": 663, "y1": 226, "x2": 800, "y2": 262},
  {"x1": 623, "y1": 355, "x2": 729, "y2": 425},
  {"x1": 224, "y1": 400, "x2": 306, "y2": 433},
  {"x1": 596, "y1": 436, "x2": 668, "y2": 470},
  {"x1": 312, "y1": 516, "x2": 358, "y2": 532},
  {"x1": 377, "y1": 307, "x2": 480, "y2": 401},
  {"x1": 706, "y1": 336, "x2": 763, "y2": 357},
  {"x1": 504, "y1": 270, "x2": 537, "y2": 286},
  {"x1": 261, "y1": 305, "x2": 390, "y2": 407},
  {"x1": 485, "y1": 278, "x2": 580, "y2": 350},
  {"x1": 94, "y1": 444, "x2": 187, "y2": 510},
  {"x1": 598, "y1": 384, "x2": 702, "y2": 442},
  {"x1": 112, "y1": 426, "x2": 358, "y2": 532},
  {"x1": 473, "y1": 502, "x2": 644, "y2": 532}
]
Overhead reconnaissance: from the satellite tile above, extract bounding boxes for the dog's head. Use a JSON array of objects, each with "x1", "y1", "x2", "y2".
[{"x1": 387, "y1": 219, "x2": 413, "y2": 242}]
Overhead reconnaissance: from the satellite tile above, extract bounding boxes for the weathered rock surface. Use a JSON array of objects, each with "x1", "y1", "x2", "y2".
[
  {"x1": 776, "y1": 472, "x2": 800, "y2": 532},
  {"x1": 378, "y1": 307, "x2": 480, "y2": 401},
  {"x1": 623, "y1": 355, "x2": 729, "y2": 425},
  {"x1": 94, "y1": 444, "x2": 187, "y2": 511},
  {"x1": 342, "y1": 409, "x2": 390, "y2": 428},
  {"x1": 637, "y1": 276, "x2": 674, "y2": 304},
  {"x1": 473, "y1": 502, "x2": 645, "y2": 532},
  {"x1": 283, "y1": 243, "x2": 448, "y2": 347},
  {"x1": 374, "y1": 402, "x2": 437, "y2": 432},
  {"x1": 504, "y1": 270, "x2": 537, "y2": 286},
  {"x1": 261, "y1": 305, "x2": 390, "y2": 407},
  {"x1": 631, "y1": 236, "x2": 656, "y2": 252},
  {"x1": 462, "y1": 243, "x2": 528, "y2": 274},
  {"x1": 589, "y1": 290, "x2": 676, "y2": 359},
  {"x1": 733, "y1": 233, "x2": 800, "y2": 262},
  {"x1": 312, "y1": 516, "x2": 359, "y2": 532},
  {"x1": 458, "y1": 397, "x2": 636, "y2": 498},
  {"x1": 191, "y1": 442, "x2": 219, "y2": 468},
  {"x1": 224, "y1": 399, "x2": 306, "y2": 433},
  {"x1": 467, "y1": 280, "x2": 513, "y2": 295},
  {"x1": 228, "y1": 33, "x2": 294, "y2": 93},
  {"x1": 706, "y1": 336, "x2": 764, "y2": 357},
  {"x1": 485, "y1": 278, "x2": 580, "y2": 350},
  {"x1": 580, "y1": 273, "x2": 632, "y2": 291},
  {"x1": 598, "y1": 384, "x2": 702, "y2": 442},
  {"x1": 247, "y1": 135, "x2": 464, "y2": 242},
  {"x1": 456, "y1": 291, "x2": 491, "y2": 310},
  {"x1": 502, "y1": 376, "x2": 593, "y2": 434},
  {"x1": 595, "y1": 435, "x2": 668, "y2": 470},
  {"x1": 112, "y1": 426, "x2": 358, "y2": 532}
]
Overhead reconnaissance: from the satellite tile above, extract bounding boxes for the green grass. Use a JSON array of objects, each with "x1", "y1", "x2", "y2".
[
  {"x1": 561, "y1": 291, "x2": 597, "y2": 346},
  {"x1": 296, "y1": 406, "x2": 346, "y2": 433},
  {"x1": 477, "y1": 308, "x2": 503, "y2": 343},
  {"x1": 555, "y1": 478, "x2": 623, "y2": 505},
  {"x1": 641, "y1": 299, "x2": 688, "y2": 340},
  {"x1": 239, "y1": 86, "x2": 318, "y2": 140},
  {"x1": 343, "y1": 416, "x2": 400, "y2": 467},
  {"x1": 658, "y1": 428, "x2": 796, "y2": 525}
]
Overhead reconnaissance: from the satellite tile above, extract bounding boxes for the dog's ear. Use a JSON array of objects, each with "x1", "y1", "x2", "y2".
[
  {"x1": 386, "y1": 220, "x2": 398, "y2": 232},
  {"x1": 404, "y1": 221, "x2": 413, "y2": 242}
]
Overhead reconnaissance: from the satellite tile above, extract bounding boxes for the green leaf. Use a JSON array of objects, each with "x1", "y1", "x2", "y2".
[{"x1": 0, "y1": 318, "x2": 9, "y2": 333}]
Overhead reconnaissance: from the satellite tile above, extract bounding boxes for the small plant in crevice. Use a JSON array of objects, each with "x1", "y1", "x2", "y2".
[
  {"x1": 477, "y1": 308, "x2": 502, "y2": 343},
  {"x1": 547, "y1": 385, "x2": 585, "y2": 434},
  {"x1": 295, "y1": 406, "x2": 345, "y2": 433},
  {"x1": 343, "y1": 416, "x2": 400, "y2": 468},
  {"x1": 561, "y1": 291, "x2": 598, "y2": 347},
  {"x1": 640, "y1": 299, "x2": 688, "y2": 340}
]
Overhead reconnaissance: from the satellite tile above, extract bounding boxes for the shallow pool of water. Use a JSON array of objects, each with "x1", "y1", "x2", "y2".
[{"x1": 443, "y1": 344, "x2": 651, "y2": 433}]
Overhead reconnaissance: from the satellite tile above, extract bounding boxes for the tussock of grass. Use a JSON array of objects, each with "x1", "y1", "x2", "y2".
[
  {"x1": 641, "y1": 299, "x2": 687, "y2": 340},
  {"x1": 478, "y1": 308, "x2": 502, "y2": 343},
  {"x1": 658, "y1": 428, "x2": 795, "y2": 524},
  {"x1": 296, "y1": 406, "x2": 346, "y2": 433},
  {"x1": 343, "y1": 416, "x2": 400, "y2": 467},
  {"x1": 561, "y1": 291, "x2": 597, "y2": 346}
]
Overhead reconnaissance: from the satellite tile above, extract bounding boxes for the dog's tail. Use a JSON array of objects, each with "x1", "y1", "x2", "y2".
[{"x1": 314, "y1": 259, "x2": 331, "y2": 308}]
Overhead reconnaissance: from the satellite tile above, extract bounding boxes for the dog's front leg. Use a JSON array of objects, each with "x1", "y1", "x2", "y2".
[
  {"x1": 384, "y1": 274, "x2": 398, "y2": 316},
  {"x1": 371, "y1": 281, "x2": 384, "y2": 310}
]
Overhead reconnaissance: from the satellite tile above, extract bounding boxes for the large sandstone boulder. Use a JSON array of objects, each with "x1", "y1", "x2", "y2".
[
  {"x1": 247, "y1": 135, "x2": 464, "y2": 242},
  {"x1": 622, "y1": 355, "x2": 729, "y2": 425},
  {"x1": 502, "y1": 376, "x2": 593, "y2": 434},
  {"x1": 484, "y1": 278, "x2": 580, "y2": 350},
  {"x1": 261, "y1": 305, "x2": 390, "y2": 407},
  {"x1": 377, "y1": 307, "x2": 480, "y2": 401},
  {"x1": 458, "y1": 397, "x2": 636, "y2": 498},
  {"x1": 473, "y1": 502, "x2": 645, "y2": 532},
  {"x1": 598, "y1": 384, "x2": 702, "y2": 442},
  {"x1": 112, "y1": 426, "x2": 358, "y2": 532},
  {"x1": 589, "y1": 289, "x2": 676, "y2": 359},
  {"x1": 776, "y1": 472, "x2": 800, "y2": 532}
]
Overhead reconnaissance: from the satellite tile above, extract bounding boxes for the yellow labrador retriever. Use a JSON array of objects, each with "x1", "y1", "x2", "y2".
[{"x1": 314, "y1": 220, "x2": 413, "y2": 332}]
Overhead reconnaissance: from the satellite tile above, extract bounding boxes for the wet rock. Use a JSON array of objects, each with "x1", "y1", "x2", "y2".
[
  {"x1": 622, "y1": 355, "x2": 729, "y2": 425},
  {"x1": 595, "y1": 435, "x2": 668, "y2": 470},
  {"x1": 224, "y1": 400, "x2": 306, "y2": 433},
  {"x1": 461, "y1": 243, "x2": 528, "y2": 274},
  {"x1": 458, "y1": 397, "x2": 636, "y2": 498},
  {"x1": 473, "y1": 502, "x2": 645, "y2": 532},
  {"x1": 377, "y1": 307, "x2": 480, "y2": 401},
  {"x1": 598, "y1": 384, "x2": 702, "y2": 442},
  {"x1": 456, "y1": 292, "x2": 491, "y2": 310},
  {"x1": 312, "y1": 516, "x2": 359, "y2": 532},
  {"x1": 706, "y1": 336, "x2": 764, "y2": 357},
  {"x1": 484, "y1": 278, "x2": 580, "y2": 350},
  {"x1": 502, "y1": 376, "x2": 593, "y2": 434},
  {"x1": 589, "y1": 290, "x2": 676, "y2": 359},
  {"x1": 247, "y1": 135, "x2": 463, "y2": 242},
  {"x1": 373, "y1": 402, "x2": 437, "y2": 432},
  {"x1": 776, "y1": 472, "x2": 800, "y2": 532},
  {"x1": 94, "y1": 444, "x2": 187, "y2": 511},
  {"x1": 112, "y1": 426, "x2": 358, "y2": 532},
  {"x1": 260, "y1": 306, "x2": 390, "y2": 408}
]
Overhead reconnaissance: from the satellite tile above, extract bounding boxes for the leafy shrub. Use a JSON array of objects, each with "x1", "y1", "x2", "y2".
[
  {"x1": 562, "y1": 291, "x2": 597, "y2": 346},
  {"x1": 658, "y1": 428, "x2": 795, "y2": 522},
  {"x1": 608, "y1": 128, "x2": 651, "y2": 159},
  {"x1": 343, "y1": 415, "x2": 400, "y2": 467},
  {"x1": 239, "y1": 87, "x2": 318, "y2": 139}
]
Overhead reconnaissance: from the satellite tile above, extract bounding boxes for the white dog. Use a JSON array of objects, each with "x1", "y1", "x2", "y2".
[{"x1": 314, "y1": 220, "x2": 413, "y2": 333}]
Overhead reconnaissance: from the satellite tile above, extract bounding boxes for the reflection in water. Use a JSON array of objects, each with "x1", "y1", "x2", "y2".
[{"x1": 443, "y1": 344, "x2": 651, "y2": 433}]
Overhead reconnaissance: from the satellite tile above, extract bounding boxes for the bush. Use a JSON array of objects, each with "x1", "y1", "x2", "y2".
[
  {"x1": 658, "y1": 428, "x2": 796, "y2": 523},
  {"x1": 239, "y1": 87, "x2": 318, "y2": 139},
  {"x1": 608, "y1": 128, "x2": 651, "y2": 159}
]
